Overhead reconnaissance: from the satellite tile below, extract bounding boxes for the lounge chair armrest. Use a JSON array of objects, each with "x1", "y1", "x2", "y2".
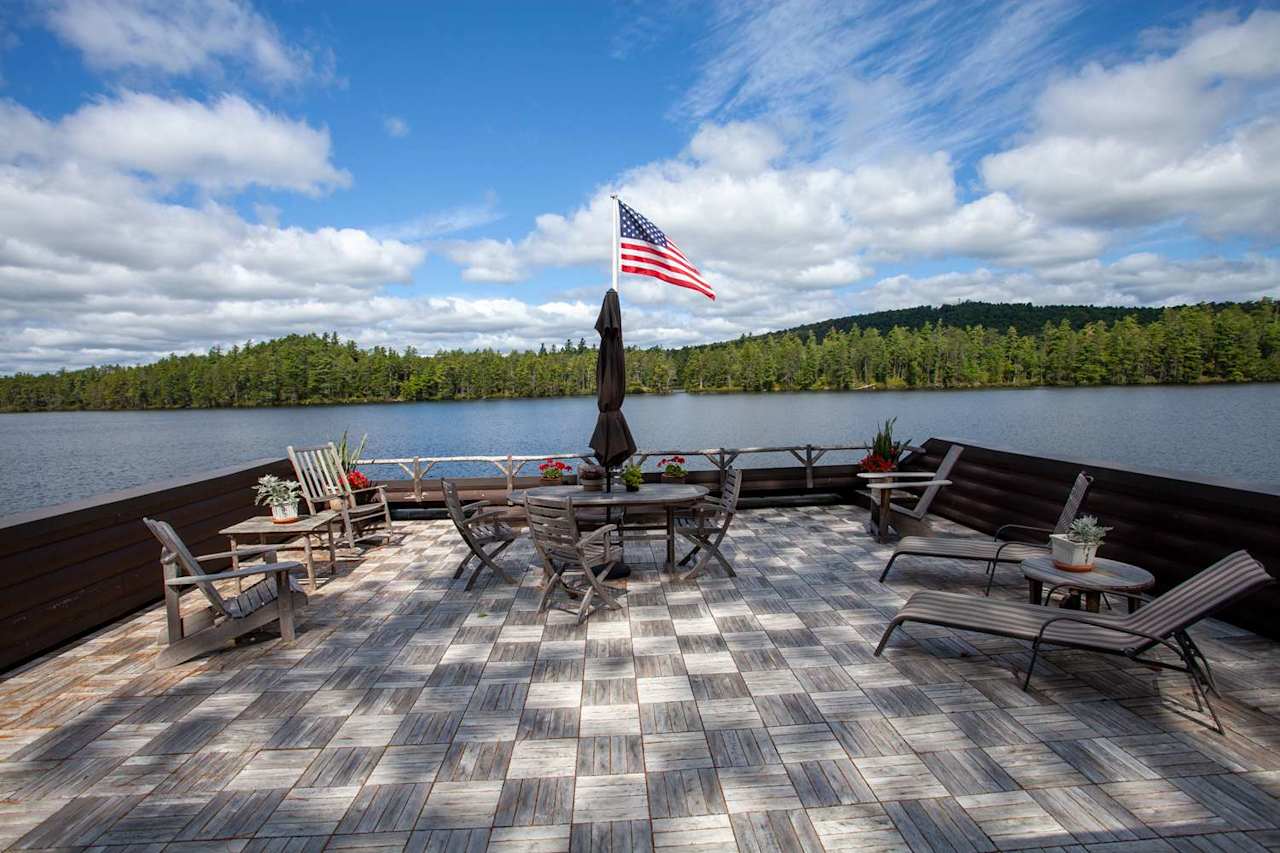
[
  {"x1": 994, "y1": 523, "x2": 1054, "y2": 543},
  {"x1": 1033, "y1": 613, "x2": 1179, "y2": 656},
  {"x1": 196, "y1": 545, "x2": 283, "y2": 562},
  {"x1": 867, "y1": 479, "x2": 951, "y2": 491},
  {"x1": 166, "y1": 561, "x2": 306, "y2": 585},
  {"x1": 461, "y1": 500, "x2": 490, "y2": 514}
]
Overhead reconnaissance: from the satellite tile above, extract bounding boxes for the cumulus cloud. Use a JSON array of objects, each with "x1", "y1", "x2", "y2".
[
  {"x1": 982, "y1": 9, "x2": 1280, "y2": 238},
  {"x1": 858, "y1": 254, "x2": 1280, "y2": 311},
  {"x1": 3, "y1": 92, "x2": 349, "y2": 194},
  {"x1": 44, "y1": 0, "x2": 323, "y2": 84}
]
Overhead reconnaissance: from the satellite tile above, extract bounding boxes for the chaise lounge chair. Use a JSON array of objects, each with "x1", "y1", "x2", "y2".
[
  {"x1": 874, "y1": 550, "x2": 1273, "y2": 732},
  {"x1": 879, "y1": 470, "x2": 1093, "y2": 593}
]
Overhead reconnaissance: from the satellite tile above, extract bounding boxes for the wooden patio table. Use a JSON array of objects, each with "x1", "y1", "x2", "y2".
[
  {"x1": 509, "y1": 483, "x2": 708, "y2": 574},
  {"x1": 1022, "y1": 554, "x2": 1154, "y2": 613},
  {"x1": 858, "y1": 471, "x2": 950, "y2": 544},
  {"x1": 219, "y1": 510, "x2": 339, "y2": 592}
]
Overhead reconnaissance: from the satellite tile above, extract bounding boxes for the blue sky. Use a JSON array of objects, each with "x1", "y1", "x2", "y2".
[{"x1": 0, "y1": 0, "x2": 1278, "y2": 372}]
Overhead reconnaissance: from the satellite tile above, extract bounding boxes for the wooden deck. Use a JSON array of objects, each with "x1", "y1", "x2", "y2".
[{"x1": 2, "y1": 509, "x2": 1278, "y2": 851}]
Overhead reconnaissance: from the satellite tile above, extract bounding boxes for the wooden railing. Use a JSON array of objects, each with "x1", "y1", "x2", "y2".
[{"x1": 356, "y1": 443, "x2": 891, "y2": 500}]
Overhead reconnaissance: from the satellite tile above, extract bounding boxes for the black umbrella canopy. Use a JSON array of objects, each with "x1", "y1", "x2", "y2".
[{"x1": 589, "y1": 289, "x2": 637, "y2": 469}]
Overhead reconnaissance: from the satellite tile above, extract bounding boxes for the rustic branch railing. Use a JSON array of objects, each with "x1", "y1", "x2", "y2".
[{"x1": 356, "y1": 443, "x2": 925, "y2": 500}]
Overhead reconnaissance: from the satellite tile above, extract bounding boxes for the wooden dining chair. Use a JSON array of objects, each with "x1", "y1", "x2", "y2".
[{"x1": 524, "y1": 493, "x2": 623, "y2": 623}]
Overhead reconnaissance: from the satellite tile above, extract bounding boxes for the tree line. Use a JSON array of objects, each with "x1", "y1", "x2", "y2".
[{"x1": 1, "y1": 301, "x2": 1276, "y2": 411}]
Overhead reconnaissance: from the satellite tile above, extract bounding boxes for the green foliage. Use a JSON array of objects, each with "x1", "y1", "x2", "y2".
[
  {"x1": 1067, "y1": 514, "x2": 1111, "y2": 545},
  {"x1": 0, "y1": 301, "x2": 1277, "y2": 412},
  {"x1": 335, "y1": 430, "x2": 367, "y2": 473},
  {"x1": 621, "y1": 464, "x2": 644, "y2": 488},
  {"x1": 254, "y1": 475, "x2": 301, "y2": 508},
  {"x1": 869, "y1": 418, "x2": 908, "y2": 462}
]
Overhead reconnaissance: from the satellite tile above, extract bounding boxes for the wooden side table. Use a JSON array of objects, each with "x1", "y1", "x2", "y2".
[
  {"x1": 219, "y1": 510, "x2": 339, "y2": 592},
  {"x1": 1021, "y1": 555, "x2": 1155, "y2": 613}
]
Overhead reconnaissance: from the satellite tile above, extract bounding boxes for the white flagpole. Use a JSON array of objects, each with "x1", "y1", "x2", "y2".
[{"x1": 610, "y1": 194, "x2": 619, "y2": 292}]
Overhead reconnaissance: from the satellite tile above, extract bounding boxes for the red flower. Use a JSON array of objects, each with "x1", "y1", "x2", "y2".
[
  {"x1": 858, "y1": 453, "x2": 894, "y2": 473},
  {"x1": 346, "y1": 469, "x2": 371, "y2": 490}
]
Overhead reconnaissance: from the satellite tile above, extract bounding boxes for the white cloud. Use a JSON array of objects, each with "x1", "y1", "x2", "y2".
[
  {"x1": 3, "y1": 92, "x2": 348, "y2": 195},
  {"x1": 384, "y1": 115, "x2": 410, "y2": 138},
  {"x1": 377, "y1": 193, "x2": 504, "y2": 243},
  {"x1": 44, "y1": 0, "x2": 321, "y2": 84},
  {"x1": 982, "y1": 9, "x2": 1280, "y2": 238},
  {"x1": 858, "y1": 254, "x2": 1280, "y2": 311}
]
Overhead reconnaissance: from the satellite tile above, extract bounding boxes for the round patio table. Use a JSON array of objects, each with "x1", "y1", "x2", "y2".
[
  {"x1": 1022, "y1": 554, "x2": 1155, "y2": 613},
  {"x1": 509, "y1": 483, "x2": 708, "y2": 575}
]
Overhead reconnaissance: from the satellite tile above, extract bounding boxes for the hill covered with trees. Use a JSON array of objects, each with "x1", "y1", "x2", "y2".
[{"x1": 1, "y1": 301, "x2": 1276, "y2": 411}]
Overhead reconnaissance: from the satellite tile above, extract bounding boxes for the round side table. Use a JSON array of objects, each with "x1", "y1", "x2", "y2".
[{"x1": 1021, "y1": 555, "x2": 1155, "y2": 613}]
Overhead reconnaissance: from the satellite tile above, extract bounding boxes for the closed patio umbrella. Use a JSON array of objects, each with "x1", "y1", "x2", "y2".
[{"x1": 589, "y1": 289, "x2": 637, "y2": 480}]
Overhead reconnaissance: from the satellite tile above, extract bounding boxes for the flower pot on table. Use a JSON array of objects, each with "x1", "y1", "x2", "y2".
[
  {"x1": 1050, "y1": 534, "x2": 1099, "y2": 572},
  {"x1": 660, "y1": 474, "x2": 686, "y2": 484}
]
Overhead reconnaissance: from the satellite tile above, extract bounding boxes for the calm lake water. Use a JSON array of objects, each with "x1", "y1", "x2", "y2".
[{"x1": 2, "y1": 384, "x2": 1278, "y2": 517}]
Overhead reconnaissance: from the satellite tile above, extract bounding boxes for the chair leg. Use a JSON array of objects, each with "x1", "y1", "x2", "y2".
[
  {"x1": 874, "y1": 620, "x2": 901, "y2": 656},
  {"x1": 984, "y1": 561, "x2": 999, "y2": 596},
  {"x1": 1022, "y1": 640, "x2": 1041, "y2": 690},
  {"x1": 678, "y1": 544, "x2": 700, "y2": 566},
  {"x1": 878, "y1": 553, "x2": 900, "y2": 583},
  {"x1": 576, "y1": 585, "x2": 596, "y2": 624},
  {"x1": 465, "y1": 541, "x2": 516, "y2": 591},
  {"x1": 453, "y1": 553, "x2": 474, "y2": 580},
  {"x1": 707, "y1": 531, "x2": 735, "y2": 577}
]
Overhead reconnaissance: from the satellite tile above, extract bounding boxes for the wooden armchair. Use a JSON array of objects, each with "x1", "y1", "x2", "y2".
[
  {"x1": 524, "y1": 494, "x2": 623, "y2": 623},
  {"x1": 675, "y1": 468, "x2": 743, "y2": 581},
  {"x1": 442, "y1": 479, "x2": 520, "y2": 590},
  {"x1": 143, "y1": 518, "x2": 308, "y2": 668},
  {"x1": 288, "y1": 442, "x2": 396, "y2": 549}
]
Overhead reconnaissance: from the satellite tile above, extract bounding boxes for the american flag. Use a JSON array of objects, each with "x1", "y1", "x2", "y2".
[{"x1": 617, "y1": 200, "x2": 715, "y2": 300}]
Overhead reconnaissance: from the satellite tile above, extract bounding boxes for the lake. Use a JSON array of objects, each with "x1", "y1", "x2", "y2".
[{"x1": 2, "y1": 384, "x2": 1278, "y2": 517}]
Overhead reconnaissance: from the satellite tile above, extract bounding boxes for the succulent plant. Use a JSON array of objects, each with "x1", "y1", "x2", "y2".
[{"x1": 1067, "y1": 514, "x2": 1111, "y2": 545}]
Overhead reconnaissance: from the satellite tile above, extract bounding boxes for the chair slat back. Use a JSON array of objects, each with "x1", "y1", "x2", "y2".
[
  {"x1": 289, "y1": 443, "x2": 350, "y2": 513},
  {"x1": 704, "y1": 469, "x2": 744, "y2": 519},
  {"x1": 142, "y1": 518, "x2": 228, "y2": 616},
  {"x1": 910, "y1": 444, "x2": 964, "y2": 518},
  {"x1": 441, "y1": 480, "x2": 469, "y2": 534},
  {"x1": 1052, "y1": 472, "x2": 1094, "y2": 534},
  {"x1": 525, "y1": 494, "x2": 582, "y2": 565},
  {"x1": 1124, "y1": 550, "x2": 1273, "y2": 639}
]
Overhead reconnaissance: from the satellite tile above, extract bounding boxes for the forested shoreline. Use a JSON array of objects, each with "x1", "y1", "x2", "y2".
[{"x1": 2, "y1": 301, "x2": 1277, "y2": 412}]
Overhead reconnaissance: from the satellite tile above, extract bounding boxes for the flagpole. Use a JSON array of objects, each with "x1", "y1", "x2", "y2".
[{"x1": 610, "y1": 194, "x2": 619, "y2": 292}]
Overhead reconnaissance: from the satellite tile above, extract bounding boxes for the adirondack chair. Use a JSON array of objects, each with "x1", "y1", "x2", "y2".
[
  {"x1": 288, "y1": 442, "x2": 396, "y2": 549},
  {"x1": 525, "y1": 493, "x2": 623, "y2": 623},
  {"x1": 675, "y1": 468, "x2": 744, "y2": 581},
  {"x1": 442, "y1": 479, "x2": 521, "y2": 590},
  {"x1": 144, "y1": 518, "x2": 308, "y2": 668},
  {"x1": 863, "y1": 444, "x2": 964, "y2": 539}
]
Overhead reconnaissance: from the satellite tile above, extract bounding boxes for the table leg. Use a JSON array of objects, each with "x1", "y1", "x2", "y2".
[
  {"x1": 1083, "y1": 591, "x2": 1101, "y2": 613},
  {"x1": 230, "y1": 535, "x2": 242, "y2": 594},
  {"x1": 666, "y1": 506, "x2": 676, "y2": 572},
  {"x1": 1028, "y1": 578, "x2": 1043, "y2": 606},
  {"x1": 275, "y1": 568, "x2": 295, "y2": 642},
  {"x1": 303, "y1": 534, "x2": 316, "y2": 592},
  {"x1": 877, "y1": 489, "x2": 893, "y2": 544},
  {"x1": 326, "y1": 520, "x2": 337, "y2": 567}
]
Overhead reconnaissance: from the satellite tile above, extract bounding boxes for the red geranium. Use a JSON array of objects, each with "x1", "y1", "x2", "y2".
[
  {"x1": 858, "y1": 453, "x2": 895, "y2": 473},
  {"x1": 658, "y1": 456, "x2": 687, "y2": 477},
  {"x1": 539, "y1": 458, "x2": 570, "y2": 479},
  {"x1": 347, "y1": 469, "x2": 371, "y2": 490}
]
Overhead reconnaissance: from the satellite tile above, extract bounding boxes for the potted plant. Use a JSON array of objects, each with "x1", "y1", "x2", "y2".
[
  {"x1": 859, "y1": 417, "x2": 908, "y2": 473},
  {"x1": 255, "y1": 475, "x2": 303, "y2": 524},
  {"x1": 579, "y1": 463, "x2": 605, "y2": 492},
  {"x1": 1050, "y1": 515, "x2": 1111, "y2": 572},
  {"x1": 539, "y1": 458, "x2": 570, "y2": 482},
  {"x1": 621, "y1": 463, "x2": 644, "y2": 492},
  {"x1": 658, "y1": 456, "x2": 687, "y2": 484}
]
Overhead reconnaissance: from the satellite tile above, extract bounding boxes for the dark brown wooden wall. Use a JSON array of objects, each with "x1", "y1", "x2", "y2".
[
  {"x1": 0, "y1": 458, "x2": 290, "y2": 671},
  {"x1": 905, "y1": 438, "x2": 1280, "y2": 639}
]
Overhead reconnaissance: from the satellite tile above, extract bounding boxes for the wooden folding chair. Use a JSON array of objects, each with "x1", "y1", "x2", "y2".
[
  {"x1": 675, "y1": 468, "x2": 743, "y2": 581},
  {"x1": 524, "y1": 493, "x2": 623, "y2": 624},
  {"x1": 442, "y1": 479, "x2": 520, "y2": 590},
  {"x1": 288, "y1": 442, "x2": 396, "y2": 549}
]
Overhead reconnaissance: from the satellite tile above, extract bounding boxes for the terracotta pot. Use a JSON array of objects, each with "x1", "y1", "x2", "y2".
[
  {"x1": 625, "y1": 483, "x2": 641, "y2": 492},
  {"x1": 1050, "y1": 534, "x2": 1099, "y2": 572},
  {"x1": 660, "y1": 473, "x2": 686, "y2": 484}
]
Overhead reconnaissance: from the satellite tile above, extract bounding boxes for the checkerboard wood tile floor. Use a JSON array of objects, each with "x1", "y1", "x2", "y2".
[{"x1": 2, "y1": 507, "x2": 1279, "y2": 851}]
